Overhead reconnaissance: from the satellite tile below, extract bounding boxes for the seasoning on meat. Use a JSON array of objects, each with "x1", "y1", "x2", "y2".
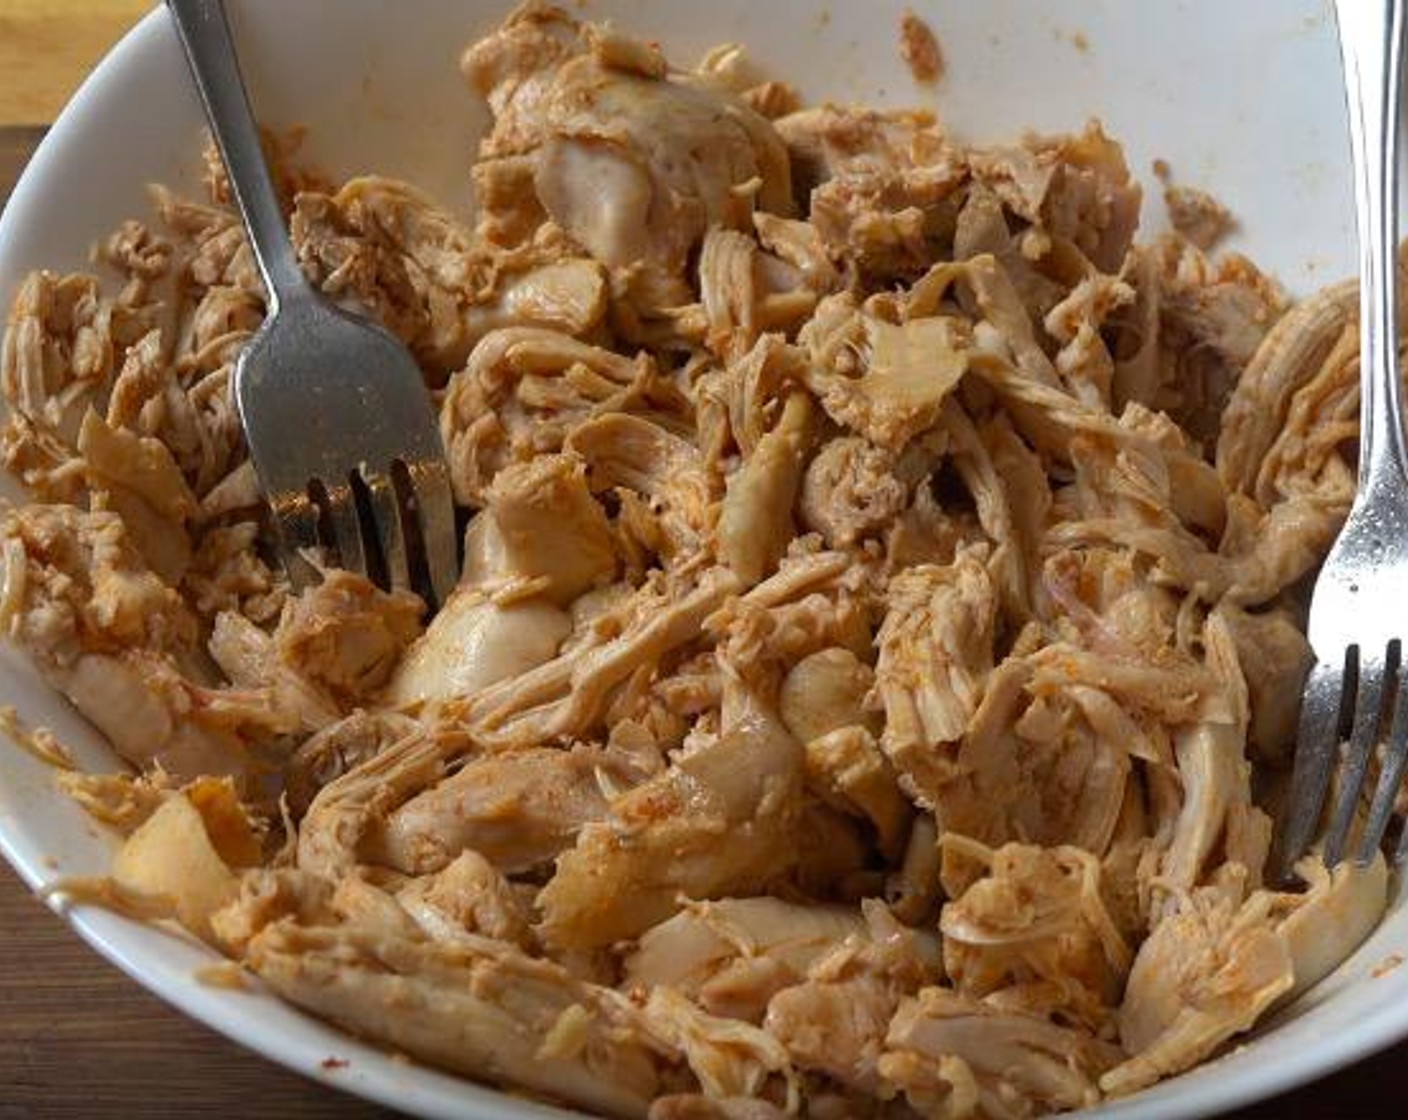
[{"x1": 3, "y1": 4, "x2": 1389, "y2": 1117}]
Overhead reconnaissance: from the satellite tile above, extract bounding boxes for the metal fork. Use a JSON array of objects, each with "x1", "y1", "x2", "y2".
[
  {"x1": 166, "y1": 0, "x2": 459, "y2": 608},
  {"x1": 1278, "y1": 0, "x2": 1408, "y2": 879}
]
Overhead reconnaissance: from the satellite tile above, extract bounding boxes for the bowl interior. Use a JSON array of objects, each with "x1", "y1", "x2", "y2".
[{"x1": 0, "y1": 3, "x2": 1401, "y2": 1119}]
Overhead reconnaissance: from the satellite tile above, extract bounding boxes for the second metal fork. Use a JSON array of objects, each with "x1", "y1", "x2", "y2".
[{"x1": 1279, "y1": 0, "x2": 1408, "y2": 878}]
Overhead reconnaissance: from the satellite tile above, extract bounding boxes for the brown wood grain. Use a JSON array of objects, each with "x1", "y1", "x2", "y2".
[
  {"x1": 0, "y1": 860, "x2": 397, "y2": 1120},
  {"x1": 0, "y1": 0, "x2": 150, "y2": 126},
  {"x1": 0, "y1": 103, "x2": 1405, "y2": 1120}
]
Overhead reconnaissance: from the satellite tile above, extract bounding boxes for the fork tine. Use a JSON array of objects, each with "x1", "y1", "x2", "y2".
[
  {"x1": 406, "y1": 460, "x2": 458, "y2": 610},
  {"x1": 1279, "y1": 660, "x2": 1348, "y2": 879},
  {"x1": 363, "y1": 470, "x2": 411, "y2": 593},
  {"x1": 319, "y1": 478, "x2": 367, "y2": 577},
  {"x1": 1396, "y1": 793, "x2": 1408, "y2": 864},
  {"x1": 1323, "y1": 650, "x2": 1389, "y2": 866},
  {"x1": 270, "y1": 488, "x2": 322, "y2": 592},
  {"x1": 1359, "y1": 662, "x2": 1408, "y2": 863}
]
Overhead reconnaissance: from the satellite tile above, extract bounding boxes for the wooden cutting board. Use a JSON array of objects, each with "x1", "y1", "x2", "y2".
[
  {"x1": 1, "y1": 16, "x2": 1407, "y2": 1119},
  {"x1": 0, "y1": 0, "x2": 151, "y2": 125}
]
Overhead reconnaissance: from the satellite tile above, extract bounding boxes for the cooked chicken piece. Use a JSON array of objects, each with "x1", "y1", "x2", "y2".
[
  {"x1": 0, "y1": 503, "x2": 194, "y2": 660},
  {"x1": 939, "y1": 400, "x2": 1039, "y2": 623},
  {"x1": 1, "y1": 271, "x2": 132, "y2": 451},
  {"x1": 692, "y1": 225, "x2": 826, "y2": 358},
  {"x1": 886, "y1": 813, "x2": 943, "y2": 925},
  {"x1": 626, "y1": 897, "x2": 870, "y2": 1022},
  {"x1": 1155, "y1": 610, "x2": 1271, "y2": 901},
  {"x1": 108, "y1": 785, "x2": 257, "y2": 941},
  {"x1": 184, "y1": 519, "x2": 286, "y2": 627},
  {"x1": 395, "y1": 849, "x2": 536, "y2": 949},
  {"x1": 939, "y1": 838, "x2": 1131, "y2": 1032},
  {"x1": 567, "y1": 412, "x2": 716, "y2": 558},
  {"x1": 440, "y1": 326, "x2": 685, "y2": 505},
  {"x1": 799, "y1": 436, "x2": 906, "y2": 548},
  {"x1": 1043, "y1": 272, "x2": 1134, "y2": 407},
  {"x1": 372, "y1": 744, "x2": 624, "y2": 875},
  {"x1": 274, "y1": 570, "x2": 423, "y2": 706},
  {"x1": 699, "y1": 228, "x2": 761, "y2": 361},
  {"x1": 55, "y1": 767, "x2": 180, "y2": 834},
  {"x1": 880, "y1": 988, "x2": 1123, "y2": 1118},
  {"x1": 778, "y1": 650, "x2": 907, "y2": 853},
  {"x1": 208, "y1": 610, "x2": 341, "y2": 732},
  {"x1": 474, "y1": 14, "x2": 788, "y2": 293},
  {"x1": 800, "y1": 299, "x2": 969, "y2": 450},
  {"x1": 766, "y1": 974, "x2": 899, "y2": 1099},
  {"x1": 707, "y1": 549, "x2": 876, "y2": 695},
  {"x1": 900, "y1": 11, "x2": 944, "y2": 84},
  {"x1": 873, "y1": 547, "x2": 996, "y2": 806},
  {"x1": 1164, "y1": 184, "x2": 1234, "y2": 250},
  {"x1": 467, "y1": 152, "x2": 547, "y2": 247},
  {"x1": 883, "y1": 480, "x2": 977, "y2": 574},
  {"x1": 284, "y1": 709, "x2": 420, "y2": 817},
  {"x1": 690, "y1": 40, "x2": 800, "y2": 113},
  {"x1": 1275, "y1": 852, "x2": 1387, "y2": 1001},
  {"x1": 297, "y1": 725, "x2": 472, "y2": 876},
  {"x1": 1102, "y1": 886, "x2": 1294, "y2": 1096},
  {"x1": 538, "y1": 670, "x2": 804, "y2": 948},
  {"x1": 777, "y1": 106, "x2": 964, "y2": 281},
  {"x1": 1217, "y1": 276, "x2": 1357, "y2": 495},
  {"x1": 458, "y1": 567, "x2": 740, "y2": 748},
  {"x1": 289, "y1": 180, "x2": 467, "y2": 373},
  {"x1": 717, "y1": 392, "x2": 813, "y2": 586},
  {"x1": 642, "y1": 986, "x2": 797, "y2": 1105},
  {"x1": 464, "y1": 258, "x2": 608, "y2": 342},
  {"x1": 971, "y1": 121, "x2": 1141, "y2": 274},
  {"x1": 983, "y1": 413, "x2": 1050, "y2": 608},
  {"x1": 1124, "y1": 236, "x2": 1286, "y2": 442},
  {"x1": 77, "y1": 406, "x2": 198, "y2": 583},
  {"x1": 533, "y1": 54, "x2": 792, "y2": 287},
  {"x1": 778, "y1": 647, "x2": 876, "y2": 746},
  {"x1": 246, "y1": 920, "x2": 665, "y2": 1120},
  {"x1": 486, "y1": 452, "x2": 619, "y2": 603},
  {"x1": 461, "y1": 0, "x2": 582, "y2": 159},
  {"x1": 763, "y1": 900, "x2": 943, "y2": 1095},
  {"x1": 75, "y1": 651, "x2": 285, "y2": 781},
  {"x1": 385, "y1": 588, "x2": 570, "y2": 712},
  {"x1": 1005, "y1": 689, "x2": 1132, "y2": 863},
  {"x1": 0, "y1": 505, "x2": 279, "y2": 779},
  {"x1": 105, "y1": 307, "x2": 252, "y2": 512},
  {"x1": 298, "y1": 172, "x2": 609, "y2": 372},
  {"x1": 207, "y1": 569, "x2": 421, "y2": 731},
  {"x1": 648, "y1": 1096, "x2": 789, "y2": 1120},
  {"x1": 752, "y1": 213, "x2": 840, "y2": 294},
  {"x1": 1236, "y1": 338, "x2": 1358, "y2": 519},
  {"x1": 777, "y1": 104, "x2": 944, "y2": 185}
]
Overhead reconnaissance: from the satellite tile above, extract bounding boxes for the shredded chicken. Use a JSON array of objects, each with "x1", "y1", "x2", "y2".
[{"x1": 3, "y1": 4, "x2": 1390, "y2": 1117}]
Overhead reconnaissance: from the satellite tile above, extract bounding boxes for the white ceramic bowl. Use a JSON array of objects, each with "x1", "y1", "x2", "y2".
[{"x1": 0, "y1": 2, "x2": 1402, "y2": 1117}]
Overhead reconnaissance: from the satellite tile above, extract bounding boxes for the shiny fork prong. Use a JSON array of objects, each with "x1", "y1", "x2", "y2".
[
  {"x1": 1359, "y1": 663, "x2": 1408, "y2": 864},
  {"x1": 270, "y1": 488, "x2": 323, "y2": 592},
  {"x1": 364, "y1": 470, "x2": 411, "y2": 593},
  {"x1": 316, "y1": 477, "x2": 367, "y2": 577},
  {"x1": 1279, "y1": 660, "x2": 1348, "y2": 880},
  {"x1": 406, "y1": 460, "x2": 457, "y2": 610},
  {"x1": 1396, "y1": 795, "x2": 1408, "y2": 864},
  {"x1": 1323, "y1": 649, "x2": 1391, "y2": 866}
]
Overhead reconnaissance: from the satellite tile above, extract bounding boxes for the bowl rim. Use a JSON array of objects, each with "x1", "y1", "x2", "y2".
[{"x1": 0, "y1": 5, "x2": 1406, "y2": 1120}]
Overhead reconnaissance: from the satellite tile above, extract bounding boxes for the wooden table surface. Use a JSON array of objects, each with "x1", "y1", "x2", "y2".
[{"x1": 1, "y1": 6, "x2": 1406, "y2": 1119}]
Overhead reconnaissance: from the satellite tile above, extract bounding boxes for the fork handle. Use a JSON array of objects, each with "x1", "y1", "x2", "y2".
[
  {"x1": 165, "y1": 0, "x2": 311, "y2": 310},
  {"x1": 1337, "y1": 0, "x2": 1408, "y2": 490}
]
